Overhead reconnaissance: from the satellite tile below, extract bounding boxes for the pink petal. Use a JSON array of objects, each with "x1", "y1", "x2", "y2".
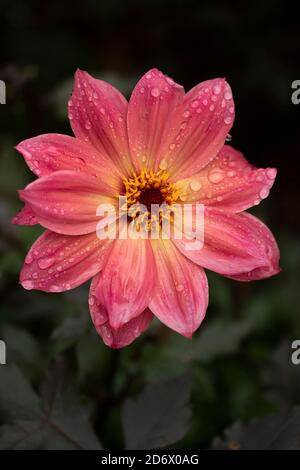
[
  {"x1": 89, "y1": 274, "x2": 153, "y2": 348},
  {"x1": 19, "y1": 170, "x2": 116, "y2": 235},
  {"x1": 69, "y1": 70, "x2": 132, "y2": 174},
  {"x1": 169, "y1": 78, "x2": 235, "y2": 180},
  {"x1": 12, "y1": 205, "x2": 38, "y2": 225},
  {"x1": 127, "y1": 68, "x2": 185, "y2": 172},
  {"x1": 173, "y1": 206, "x2": 280, "y2": 277},
  {"x1": 20, "y1": 230, "x2": 112, "y2": 292},
  {"x1": 225, "y1": 212, "x2": 281, "y2": 280},
  {"x1": 175, "y1": 145, "x2": 277, "y2": 212},
  {"x1": 16, "y1": 134, "x2": 123, "y2": 191},
  {"x1": 149, "y1": 239, "x2": 208, "y2": 338},
  {"x1": 93, "y1": 239, "x2": 156, "y2": 329}
]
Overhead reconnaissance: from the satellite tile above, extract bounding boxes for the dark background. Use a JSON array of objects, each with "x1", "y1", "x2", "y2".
[{"x1": 0, "y1": 0, "x2": 300, "y2": 450}]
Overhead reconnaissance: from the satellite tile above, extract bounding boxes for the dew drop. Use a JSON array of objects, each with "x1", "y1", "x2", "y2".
[
  {"x1": 208, "y1": 169, "x2": 225, "y2": 184},
  {"x1": 259, "y1": 188, "x2": 269, "y2": 199},
  {"x1": 191, "y1": 99, "x2": 200, "y2": 108},
  {"x1": 84, "y1": 120, "x2": 92, "y2": 130},
  {"x1": 213, "y1": 84, "x2": 221, "y2": 95},
  {"x1": 159, "y1": 159, "x2": 168, "y2": 170},
  {"x1": 224, "y1": 115, "x2": 233, "y2": 125},
  {"x1": 38, "y1": 258, "x2": 55, "y2": 269},
  {"x1": 22, "y1": 280, "x2": 34, "y2": 290},
  {"x1": 49, "y1": 285, "x2": 60, "y2": 292},
  {"x1": 25, "y1": 253, "x2": 33, "y2": 264},
  {"x1": 151, "y1": 87, "x2": 160, "y2": 98},
  {"x1": 176, "y1": 284, "x2": 184, "y2": 292},
  {"x1": 190, "y1": 180, "x2": 202, "y2": 191},
  {"x1": 267, "y1": 168, "x2": 276, "y2": 179},
  {"x1": 224, "y1": 89, "x2": 232, "y2": 100}
]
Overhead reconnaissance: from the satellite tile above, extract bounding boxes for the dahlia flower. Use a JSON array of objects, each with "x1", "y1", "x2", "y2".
[{"x1": 13, "y1": 68, "x2": 280, "y2": 348}]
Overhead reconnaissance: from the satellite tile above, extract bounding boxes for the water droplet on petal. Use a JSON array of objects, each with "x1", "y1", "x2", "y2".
[
  {"x1": 49, "y1": 285, "x2": 60, "y2": 292},
  {"x1": 208, "y1": 169, "x2": 225, "y2": 184},
  {"x1": 85, "y1": 120, "x2": 92, "y2": 130},
  {"x1": 224, "y1": 89, "x2": 232, "y2": 100},
  {"x1": 151, "y1": 87, "x2": 160, "y2": 98},
  {"x1": 267, "y1": 168, "x2": 276, "y2": 179},
  {"x1": 191, "y1": 99, "x2": 200, "y2": 108},
  {"x1": 38, "y1": 258, "x2": 55, "y2": 269},
  {"x1": 190, "y1": 180, "x2": 202, "y2": 191},
  {"x1": 176, "y1": 284, "x2": 184, "y2": 292},
  {"x1": 224, "y1": 115, "x2": 233, "y2": 125},
  {"x1": 22, "y1": 280, "x2": 34, "y2": 290},
  {"x1": 159, "y1": 159, "x2": 168, "y2": 170},
  {"x1": 213, "y1": 84, "x2": 221, "y2": 95},
  {"x1": 259, "y1": 188, "x2": 269, "y2": 199},
  {"x1": 25, "y1": 253, "x2": 33, "y2": 264}
]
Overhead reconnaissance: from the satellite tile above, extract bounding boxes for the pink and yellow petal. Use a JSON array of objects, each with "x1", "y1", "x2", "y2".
[
  {"x1": 93, "y1": 239, "x2": 156, "y2": 329},
  {"x1": 12, "y1": 205, "x2": 38, "y2": 225},
  {"x1": 89, "y1": 274, "x2": 153, "y2": 348},
  {"x1": 19, "y1": 170, "x2": 116, "y2": 235},
  {"x1": 225, "y1": 212, "x2": 280, "y2": 280},
  {"x1": 20, "y1": 231, "x2": 112, "y2": 292},
  {"x1": 158, "y1": 78, "x2": 235, "y2": 180},
  {"x1": 149, "y1": 239, "x2": 208, "y2": 338},
  {"x1": 127, "y1": 68, "x2": 184, "y2": 172},
  {"x1": 175, "y1": 145, "x2": 277, "y2": 212},
  {"x1": 69, "y1": 70, "x2": 132, "y2": 174},
  {"x1": 173, "y1": 206, "x2": 280, "y2": 277},
  {"x1": 16, "y1": 134, "x2": 123, "y2": 191}
]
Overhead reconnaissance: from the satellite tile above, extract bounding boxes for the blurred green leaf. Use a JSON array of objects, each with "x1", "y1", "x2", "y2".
[
  {"x1": 0, "y1": 361, "x2": 102, "y2": 449},
  {"x1": 193, "y1": 319, "x2": 254, "y2": 362},
  {"x1": 212, "y1": 406, "x2": 300, "y2": 450},
  {"x1": 122, "y1": 372, "x2": 192, "y2": 450}
]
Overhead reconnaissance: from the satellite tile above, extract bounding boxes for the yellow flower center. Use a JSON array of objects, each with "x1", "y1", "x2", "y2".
[{"x1": 122, "y1": 168, "x2": 179, "y2": 232}]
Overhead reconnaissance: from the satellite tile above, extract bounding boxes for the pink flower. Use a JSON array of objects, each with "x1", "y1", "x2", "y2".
[{"x1": 13, "y1": 68, "x2": 280, "y2": 348}]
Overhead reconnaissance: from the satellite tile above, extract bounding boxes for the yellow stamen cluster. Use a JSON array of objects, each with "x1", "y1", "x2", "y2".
[
  {"x1": 122, "y1": 168, "x2": 180, "y2": 232},
  {"x1": 123, "y1": 168, "x2": 179, "y2": 207}
]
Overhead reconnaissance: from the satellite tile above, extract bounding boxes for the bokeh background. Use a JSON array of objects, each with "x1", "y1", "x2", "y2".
[{"x1": 0, "y1": 0, "x2": 300, "y2": 450}]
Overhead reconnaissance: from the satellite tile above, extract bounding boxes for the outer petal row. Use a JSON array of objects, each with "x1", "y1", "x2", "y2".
[
  {"x1": 16, "y1": 133, "x2": 122, "y2": 191},
  {"x1": 89, "y1": 274, "x2": 153, "y2": 349},
  {"x1": 69, "y1": 70, "x2": 132, "y2": 174},
  {"x1": 173, "y1": 207, "x2": 280, "y2": 279},
  {"x1": 19, "y1": 170, "x2": 116, "y2": 235},
  {"x1": 175, "y1": 145, "x2": 277, "y2": 213},
  {"x1": 20, "y1": 230, "x2": 112, "y2": 292},
  {"x1": 149, "y1": 239, "x2": 208, "y2": 338},
  {"x1": 127, "y1": 69, "x2": 235, "y2": 180}
]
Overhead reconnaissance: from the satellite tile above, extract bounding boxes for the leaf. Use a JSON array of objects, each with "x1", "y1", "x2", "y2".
[
  {"x1": 122, "y1": 372, "x2": 192, "y2": 450},
  {"x1": 0, "y1": 365, "x2": 41, "y2": 421},
  {"x1": 193, "y1": 319, "x2": 254, "y2": 362},
  {"x1": 0, "y1": 362, "x2": 102, "y2": 450},
  {"x1": 212, "y1": 406, "x2": 300, "y2": 450},
  {"x1": 142, "y1": 335, "x2": 193, "y2": 383},
  {"x1": 41, "y1": 357, "x2": 102, "y2": 450},
  {"x1": 262, "y1": 339, "x2": 300, "y2": 406},
  {"x1": 1, "y1": 325, "x2": 39, "y2": 366}
]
